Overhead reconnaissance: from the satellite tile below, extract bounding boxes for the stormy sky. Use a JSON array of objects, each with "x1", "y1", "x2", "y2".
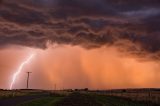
[{"x1": 0, "y1": 0, "x2": 160, "y2": 89}]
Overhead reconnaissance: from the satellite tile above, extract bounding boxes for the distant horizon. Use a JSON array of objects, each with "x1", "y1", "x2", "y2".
[{"x1": 1, "y1": 87, "x2": 160, "y2": 91}]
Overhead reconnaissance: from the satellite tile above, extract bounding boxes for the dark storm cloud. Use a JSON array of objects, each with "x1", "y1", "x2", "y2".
[{"x1": 0, "y1": 0, "x2": 160, "y2": 59}]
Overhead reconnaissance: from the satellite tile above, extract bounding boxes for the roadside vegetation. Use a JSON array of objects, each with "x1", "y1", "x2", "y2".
[
  {"x1": 0, "y1": 90, "x2": 159, "y2": 106},
  {"x1": 0, "y1": 90, "x2": 48, "y2": 99},
  {"x1": 94, "y1": 94, "x2": 152, "y2": 106},
  {"x1": 17, "y1": 92, "x2": 159, "y2": 106},
  {"x1": 17, "y1": 96, "x2": 64, "y2": 106}
]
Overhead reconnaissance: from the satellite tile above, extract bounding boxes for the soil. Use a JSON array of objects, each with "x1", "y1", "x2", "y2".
[{"x1": 0, "y1": 94, "x2": 49, "y2": 106}]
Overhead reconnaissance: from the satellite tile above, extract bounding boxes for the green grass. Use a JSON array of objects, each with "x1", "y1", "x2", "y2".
[
  {"x1": 16, "y1": 93, "x2": 156, "y2": 106},
  {"x1": 94, "y1": 95, "x2": 149, "y2": 106},
  {"x1": 0, "y1": 92, "x2": 26, "y2": 99},
  {"x1": 0, "y1": 90, "x2": 47, "y2": 100},
  {"x1": 17, "y1": 96, "x2": 64, "y2": 106}
]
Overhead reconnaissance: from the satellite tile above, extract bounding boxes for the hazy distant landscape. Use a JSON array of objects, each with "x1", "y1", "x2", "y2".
[{"x1": 0, "y1": 89, "x2": 159, "y2": 106}]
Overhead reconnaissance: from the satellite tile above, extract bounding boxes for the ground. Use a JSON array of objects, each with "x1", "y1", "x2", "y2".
[
  {"x1": 17, "y1": 92, "x2": 157, "y2": 106},
  {"x1": 0, "y1": 90, "x2": 159, "y2": 106}
]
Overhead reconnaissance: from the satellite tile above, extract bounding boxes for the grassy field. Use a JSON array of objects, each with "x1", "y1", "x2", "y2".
[
  {"x1": 17, "y1": 96, "x2": 64, "y2": 106},
  {"x1": 94, "y1": 88, "x2": 160, "y2": 105},
  {"x1": 16, "y1": 92, "x2": 158, "y2": 106},
  {"x1": 0, "y1": 89, "x2": 160, "y2": 106},
  {"x1": 94, "y1": 95, "x2": 149, "y2": 106},
  {"x1": 0, "y1": 89, "x2": 47, "y2": 99},
  {"x1": 0, "y1": 90, "x2": 31, "y2": 99}
]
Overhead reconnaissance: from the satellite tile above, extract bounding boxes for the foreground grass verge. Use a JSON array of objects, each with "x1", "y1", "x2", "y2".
[
  {"x1": 94, "y1": 94, "x2": 157, "y2": 106},
  {"x1": 0, "y1": 90, "x2": 48, "y2": 100},
  {"x1": 16, "y1": 92, "x2": 159, "y2": 106},
  {"x1": 17, "y1": 96, "x2": 64, "y2": 106}
]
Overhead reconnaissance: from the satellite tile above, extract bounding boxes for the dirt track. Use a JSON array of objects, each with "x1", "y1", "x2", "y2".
[{"x1": 0, "y1": 94, "x2": 49, "y2": 106}]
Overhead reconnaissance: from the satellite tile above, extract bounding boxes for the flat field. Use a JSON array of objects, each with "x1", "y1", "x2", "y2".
[{"x1": 0, "y1": 89, "x2": 159, "y2": 106}]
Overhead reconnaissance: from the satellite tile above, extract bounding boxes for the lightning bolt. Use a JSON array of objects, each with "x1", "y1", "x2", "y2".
[{"x1": 10, "y1": 53, "x2": 36, "y2": 90}]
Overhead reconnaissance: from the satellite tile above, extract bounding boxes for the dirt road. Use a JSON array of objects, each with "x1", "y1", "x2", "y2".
[{"x1": 0, "y1": 94, "x2": 49, "y2": 106}]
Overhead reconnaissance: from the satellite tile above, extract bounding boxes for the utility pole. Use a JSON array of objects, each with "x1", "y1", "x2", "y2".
[{"x1": 26, "y1": 72, "x2": 32, "y2": 89}]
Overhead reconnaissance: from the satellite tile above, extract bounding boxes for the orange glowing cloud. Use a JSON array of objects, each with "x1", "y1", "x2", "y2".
[{"x1": 0, "y1": 45, "x2": 160, "y2": 89}]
